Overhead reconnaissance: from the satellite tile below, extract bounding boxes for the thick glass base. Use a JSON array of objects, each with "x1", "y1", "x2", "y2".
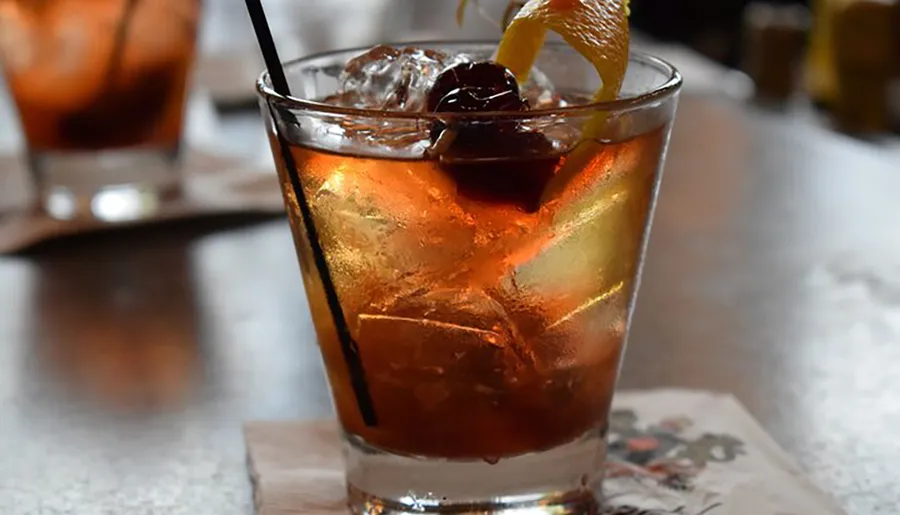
[
  {"x1": 29, "y1": 147, "x2": 182, "y2": 222},
  {"x1": 345, "y1": 428, "x2": 607, "y2": 515}
]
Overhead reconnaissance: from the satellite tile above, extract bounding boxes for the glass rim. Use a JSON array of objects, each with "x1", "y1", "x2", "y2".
[{"x1": 256, "y1": 40, "x2": 683, "y2": 120}]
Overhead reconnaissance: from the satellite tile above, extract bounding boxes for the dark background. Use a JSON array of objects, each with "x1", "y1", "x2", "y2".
[{"x1": 630, "y1": 0, "x2": 811, "y2": 67}]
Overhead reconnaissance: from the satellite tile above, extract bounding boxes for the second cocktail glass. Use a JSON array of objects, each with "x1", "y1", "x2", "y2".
[{"x1": 0, "y1": 0, "x2": 201, "y2": 220}]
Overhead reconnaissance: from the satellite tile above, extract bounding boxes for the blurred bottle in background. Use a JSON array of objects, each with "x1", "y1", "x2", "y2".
[
  {"x1": 831, "y1": 0, "x2": 898, "y2": 133},
  {"x1": 802, "y1": 0, "x2": 900, "y2": 133},
  {"x1": 742, "y1": 2, "x2": 810, "y2": 102},
  {"x1": 630, "y1": 0, "x2": 811, "y2": 67},
  {"x1": 633, "y1": 0, "x2": 899, "y2": 135},
  {"x1": 804, "y1": 0, "x2": 843, "y2": 107}
]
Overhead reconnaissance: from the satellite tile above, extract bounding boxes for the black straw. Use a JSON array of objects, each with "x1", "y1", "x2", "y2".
[{"x1": 243, "y1": 0, "x2": 377, "y2": 427}]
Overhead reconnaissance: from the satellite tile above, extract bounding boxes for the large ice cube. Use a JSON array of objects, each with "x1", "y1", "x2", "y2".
[
  {"x1": 534, "y1": 280, "x2": 628, "y2": 370},
  {"x1": 301, "y1": 151, "x2": 478, "y2": 314},
  {"x1": 356, "y1": 287, "x2": 537, "y2": 397},
  {"x1": 326, "y1": 44, "x2": 566, "y2": 113},
  {"x1": 488, "y1": 141, "x2": 653, "y2": 339},
  {"x1": 498, "y1": 184, "x2": 635, "y2": 312},
  {"x1": 353, "y1": 286, "x2": 611, "y2": 458},
  {"x1": 521, "y1": 66, "x2": 563, "y2": 110},
  {"x1": 330, "y1": 45, "x2": 470, "y2": 112}
]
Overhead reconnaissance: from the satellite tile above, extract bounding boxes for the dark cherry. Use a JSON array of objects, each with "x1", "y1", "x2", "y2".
[
  {"x1": 427, "y1": 61, "x2": 559, "y2": 213},
  {"x1": 433, "y1": 88, "x2": 527, "y2": 113},
  {"x1": 427, "y1": 62, "x2": 522, "y2": 113}
]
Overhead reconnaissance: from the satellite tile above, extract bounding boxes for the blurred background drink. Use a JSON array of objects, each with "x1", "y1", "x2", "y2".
[
  {"x1": 258, "y1": 40, "x2": 681, "y2": 514},
  {"x1": 0, "y1": 0, "x2": 201, "y2": 220}
]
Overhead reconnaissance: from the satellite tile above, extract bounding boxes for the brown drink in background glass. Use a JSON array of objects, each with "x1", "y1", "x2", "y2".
[
  {"x1": 258, "y1": 41, "x2": 680, "y2": 515},
  {"x1": 0, "y1": 0, "x2": 201, "y2": 220}
]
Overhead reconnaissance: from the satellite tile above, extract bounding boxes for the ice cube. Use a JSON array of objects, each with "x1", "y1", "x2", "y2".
[
  {"x1": 301, "y1": 151, "x2": 478, "y2": 314},
  {"x1": 535, "y1": 280, "x2": 628, "y2": 370},
  {"x1": 521, "y1": 66, "x2": 563, "y2": 109},
  {"x1": 354, "y1": 287, "x2": 599, "y2": 458},
  {"x1": 330, "y1": 45, "x2": 471, "y2": 112},
  {"x1": 356, "y1": 287, "x2": 536, "y2": 394},
  {"x1": 334, "y1": 115, "x2": 433, "y2": 155},
  {"x1": 328, "y1": 45, "x2": 566, "y2": 113},
  {"x1": 498, "y1": 186, "x2": 635, "y2": 311},
  {"x1": 487, "y1": 142, "x2": 650, "y2": 338}
]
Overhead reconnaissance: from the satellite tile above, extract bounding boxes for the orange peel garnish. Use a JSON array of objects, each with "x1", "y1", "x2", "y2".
[
  {"x1": 457, "y1": 0, "x2": 630, "y2": 102},
  {"x1": 456, "y1": 0, "x2": 634, "y2": 203},
  {"x1": 496, "y1": 0, "x2": 630, "y2": 102}
]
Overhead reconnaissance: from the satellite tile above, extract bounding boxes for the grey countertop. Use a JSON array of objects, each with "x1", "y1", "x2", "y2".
[{"x1": 2, "y1": 1, "x2": 900, "y2": 514}]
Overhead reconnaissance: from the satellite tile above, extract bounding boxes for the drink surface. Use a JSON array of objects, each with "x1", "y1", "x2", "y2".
[
  {"x1": 273, "y1": 122, "x2": 668, "y2": 460},
  {"x1": 0, "y1": 0, "x2": 199, "y2": 150}
]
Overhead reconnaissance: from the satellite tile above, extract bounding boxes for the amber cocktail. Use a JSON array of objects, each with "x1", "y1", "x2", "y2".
[{"x1": 258, "y1": 37, "x2": 680, "y2": 514}]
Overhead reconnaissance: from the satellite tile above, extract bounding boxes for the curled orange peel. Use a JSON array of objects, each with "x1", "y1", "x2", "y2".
[
  {"x1": 458, "y1": 0, "x2": 630, "y2": 103},
  {"x1": 456, "y1": 0, "x2": 633, "y2": 203}
]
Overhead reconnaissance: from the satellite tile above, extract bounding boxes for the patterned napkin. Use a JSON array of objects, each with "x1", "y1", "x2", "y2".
[
  {"x1": 244, "y1": 389, "x2": 845, "y2": 515},
  {"x1": 0, "y1": 149, "x2": 284, "y2": 253}
]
